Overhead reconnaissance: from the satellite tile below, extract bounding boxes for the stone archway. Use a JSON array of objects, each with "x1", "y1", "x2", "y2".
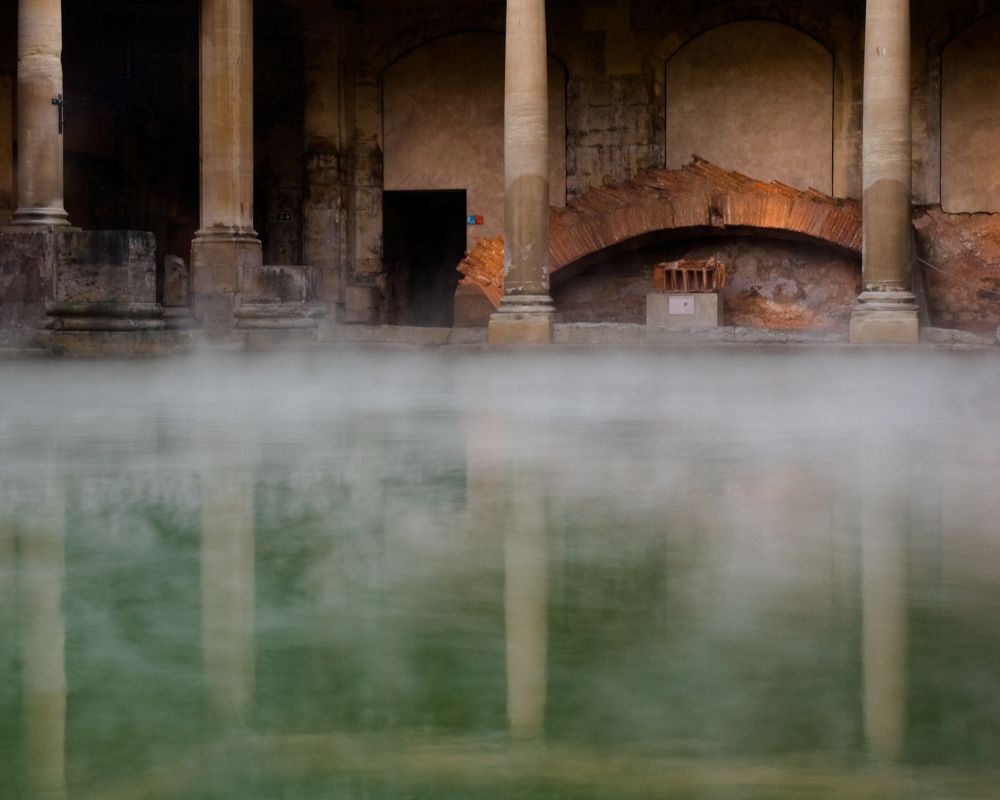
[{"x1": 457, "y1": 158, "x2": 861, "y2": 314}]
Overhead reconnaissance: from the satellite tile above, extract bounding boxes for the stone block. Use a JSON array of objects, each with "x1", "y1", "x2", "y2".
[
  {"x1": 453, "y1": 283, "x2": 495, "y2": 328},
  {"x1": 850, "y1": 307, "x2": 920, "y2": 345},
  {"x1": 53, "y1": 230, "x2": 157, "y2": 305},
  {"x1": 241, "y1": 264, "x2": 311, "y2": 304},
  {"x1": 643, "y1": 326, "x2": 735, "y2": 345},
  {"x1": 487, "y1": 313, "x2": 553, "y2": 346},
  {"x1": 646, "y1": 292, "x2": 720, "y2": 329},
  {"x1": 163, "y1": 255, "x2": 189, "y2": 307},
  {"x1": 190, "y1": 235, "x2": 262, "y2": 295},
  {"x1": 553, "y1": 322, "x2": 643, "y2": 345},
  {"x1": 48, "y1": 330, "x2": 189, "y2": 358},
  {"x1": 344, "y1": 284, "x2": 380, "y2": 324},
  {"x1": 0, "y1": 229, "x2": 53, "y2": 334}
]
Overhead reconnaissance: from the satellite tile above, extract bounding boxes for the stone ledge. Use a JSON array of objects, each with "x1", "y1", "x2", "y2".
[{"x1": 318, "y1": 323, "x2": 452, "y2": 346}]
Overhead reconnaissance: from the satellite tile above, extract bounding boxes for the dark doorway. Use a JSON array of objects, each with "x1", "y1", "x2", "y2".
[{"x1": 383, "y1": 190, "x2": 467, "y2": 326}]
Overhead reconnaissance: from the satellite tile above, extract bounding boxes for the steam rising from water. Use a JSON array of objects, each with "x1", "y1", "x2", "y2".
[{"x1": 1, "y1": 350, "x2": 999, "y2": 799}]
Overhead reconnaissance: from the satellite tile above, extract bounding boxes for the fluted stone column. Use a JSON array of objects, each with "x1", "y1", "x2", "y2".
[
  {"x1": 13, "y1": 0, "x2": 69, "y2": 227},
  {"x1": 851, "y1": 0, "x2": 919, "y2": 344},
  {"x1": 191, "y1": 0, "x2": 261, "y2": 326},
  {"x1": 488, "y1": 0, "x2": 555, "y2": 346}
]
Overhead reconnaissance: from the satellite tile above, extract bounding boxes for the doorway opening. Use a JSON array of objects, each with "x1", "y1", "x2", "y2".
[{"x1": 383, "y1": 190, "x2": 467, "y2": 326}]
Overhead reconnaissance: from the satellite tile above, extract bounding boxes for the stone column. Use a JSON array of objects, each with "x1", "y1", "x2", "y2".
[
  {"x1": 190, "y1": 0, "x2": 261, "y2": 326},
  {"x1": 303, "y1": 8, "x2": 356, "y2": 313},
  {"x1": 851, "y1": 0, "x2": 919, "y2": 344},
  {"x1": 488, "y1": 0, "x2": 555, "y2": 346},
  {"x1": 13, "y1": 0, "x2": 69, "y2": 227}
]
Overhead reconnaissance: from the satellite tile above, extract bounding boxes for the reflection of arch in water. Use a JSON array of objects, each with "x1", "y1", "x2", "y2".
[
  {"x1": 665, "y1": 21, "x2": 834, "y2": 195},
  {"x1": 941, "y1": 13, "x2": 1000, "y2": 213}
]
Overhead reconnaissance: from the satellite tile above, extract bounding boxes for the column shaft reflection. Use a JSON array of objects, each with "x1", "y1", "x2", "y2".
[{"x1": 20, "y1": 480, "x2": 67, "y2": 800}]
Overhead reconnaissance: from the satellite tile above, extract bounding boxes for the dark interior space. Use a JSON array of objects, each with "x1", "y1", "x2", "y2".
[{"x1": 383, "y1": 190, "x2": 467, "y2": 327}]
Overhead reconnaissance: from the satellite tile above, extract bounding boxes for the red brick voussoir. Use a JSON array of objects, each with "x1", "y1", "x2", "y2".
[{"x1": 456, "y1": 157, "x2": 862, "y2": 311}]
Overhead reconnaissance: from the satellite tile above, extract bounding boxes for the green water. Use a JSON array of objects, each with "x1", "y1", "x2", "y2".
[{"x1": 1, "y1": 350, "x2": 999, "y2": 799}]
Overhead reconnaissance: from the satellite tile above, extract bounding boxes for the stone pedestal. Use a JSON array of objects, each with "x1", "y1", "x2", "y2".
[
  {"x1": 488, "y1": 296, "x2": 554, "y2": 347},
  {"x1": 344, "y1": 284, "x2": 381, "y2": 324},
  {"x1": 236, "y1": 264, "x2": 325, "y2": 330},
  {"x1": 191, "y1": 234, "x2": 262, "y2": 326},
  {"x1": 850, "y1": 291, "x2": 919, "y2": 345},
  {"x1": 46, "y1": 230, "x2": 165, "y2": 332},
  {"x1": 646, "y1": 293, "x2": 720, "y2": 330}
]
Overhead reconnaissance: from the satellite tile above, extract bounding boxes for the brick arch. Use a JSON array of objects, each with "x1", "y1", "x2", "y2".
[{"x1": 456, "y1": 159, "x2": 861, "y2": 309}]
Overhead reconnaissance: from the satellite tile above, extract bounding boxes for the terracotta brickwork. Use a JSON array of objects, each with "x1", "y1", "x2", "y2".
[{"x1": 458, "y1": 158, "x2": 862, "y2": 309}]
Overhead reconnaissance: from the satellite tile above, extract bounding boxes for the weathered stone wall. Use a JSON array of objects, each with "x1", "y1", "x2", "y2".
[
  {"x1": 0, "y1": 231, "x2": 53, "y2": 338},
  {"x1": 255, "y1": 8, "x2": 304, "y2": 266},
  {"x1": 665, "y1": 21, "x2": 834, "y2": 194},
  {"x1": 383, "y1": 32, "x2": 567, "y2": 249},
  {"x1": 52, "y1": 230, "x2": 157, "y2": 306},
  {"x1": 915, "y1": 208, "x2": 1000, "y2": 334},
  {"x1": 941, "y1": 13, "x2": 1000, "y2": 214}
]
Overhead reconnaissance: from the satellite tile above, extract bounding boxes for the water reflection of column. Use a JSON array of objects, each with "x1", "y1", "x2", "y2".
[
  {"x1": 20, "y1": 479, "x2": 67, "y2": 800},
  {"x1": 200, "y1": 462, "x2": 256, "y2": 728},
  {"x1": 861, "y1": 443, "x2": 908, "y2": 764},
  {"x1": 504, "y1": 470, "x2": 548, "y2": 739}
]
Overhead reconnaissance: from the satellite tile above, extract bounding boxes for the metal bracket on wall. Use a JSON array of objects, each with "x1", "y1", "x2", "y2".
[{"x1": 52, "y1": 94, "x2": 65, "y2": 134}]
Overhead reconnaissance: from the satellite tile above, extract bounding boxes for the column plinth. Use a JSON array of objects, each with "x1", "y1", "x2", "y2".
[{"x1": 850, "y1": 290, "x2": 919, "y2": 345}]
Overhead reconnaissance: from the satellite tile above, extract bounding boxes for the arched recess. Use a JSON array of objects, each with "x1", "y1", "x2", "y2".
[
  {"x1": 382, "y1": 32, "x2": 567, "y2": 250},
  {"x1": 941, "y1": 13, "x2": 1000, "y2": 213},
  {"x1": 665, "y1": 21, "x2": 834, "y2": 194}
]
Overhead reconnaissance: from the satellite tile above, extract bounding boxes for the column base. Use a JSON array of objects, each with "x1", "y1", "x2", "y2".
[
  {"x1": 487, "y1": 295, "x2": 555, "y2": 347},
  {"x1": 12, "y1": 207, "x2": 70, "y2": 227},
  {"x1": 190, "y1": 232, "x2": 262, "y2": 328},
  {"x1": 850, "y1": 291, "x2": 920, "y2": 345}
]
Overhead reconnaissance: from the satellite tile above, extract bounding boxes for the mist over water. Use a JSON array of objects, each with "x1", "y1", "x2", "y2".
[{"x1": 1, "y1": 350, "x2": 999, "y2": 799}]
